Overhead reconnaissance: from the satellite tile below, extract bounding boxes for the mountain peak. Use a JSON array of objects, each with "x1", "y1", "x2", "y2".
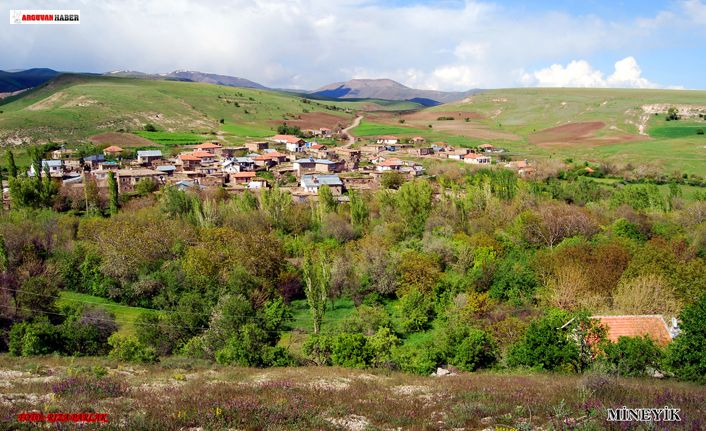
[{"x1": 311, "y1": 78, "x2": 479, "y2": 105}]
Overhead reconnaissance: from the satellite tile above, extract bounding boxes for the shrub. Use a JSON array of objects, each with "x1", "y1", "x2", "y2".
[
  {"x1": 600, "y1": 336, "x2": 663, "y2": 377},
  {"x1": 366, "y1": 327, "x2": 400, "y2": 368},
  {"x1": 302, "y1": 334, "x2": 333, "y2": 366},
  {"x1": 330, "y1": 333, "x2": 369, "y2": 368},
  {"x1": 143, "y1": 123, "x2": 158, "y2": 132},
  {"x1": 450, "y1": 328, "x2": 498, "y2": 372},
  {"x1": 9, "y1": 319, "x2": 62, "y2": 356},
  {"x1": 108, "y1": 334, "x2": 158, "y2": 363},
  {"x1": 392, "y1": 341, "x2": 441, "y2": 375},
  {"x1": 507, "y1": 309, "x2": 580, "y2": 372},
  {"x1": 397, "y1": 288, "x2": 435, "y2": 334},
  {"x1": 489, "y1": 250, "x2": 537, "y2": 303},
  {"x1": 61, "y1": 307, "x2": 118, "y2": 356}
]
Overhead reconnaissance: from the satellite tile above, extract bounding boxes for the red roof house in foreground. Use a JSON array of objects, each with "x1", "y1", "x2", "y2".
[{"x1": 592, "y1": 315, "x2": 675, "y2": 347}]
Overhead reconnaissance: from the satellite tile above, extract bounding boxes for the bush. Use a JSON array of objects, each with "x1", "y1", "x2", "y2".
[
  {"x1": 507, "y1": 309, "x2": 580, "y2": 372},
  {"x1": 9, "y1": 319, "x2": 62, "y2": 356},
  {"x1": 61, "y1": 307, "x2": 118, "y2": 356},
  {"x1": 215, "y1": 323, "x2": 291, "y2": 367},
  {"x1": 392, "y1": 341, "x2": 441, "y2": 375},
  {"x1": 330, "y1": 333, "x2": 369, "y2": 368},
  {"x1": 302, "y1": 334, "x2": 333, "y2": 366},
  {"x1": 143, "y1": 123, "x2": 158, "y2": 132},
  {"x1": 366, "y1": 327, "x2": 400, "y2": 368},
  {"x1": 397, "y1": 288, "x2": 435, "y2": 334},
  {"x1": 489, "y1": 250, "x2": 537, "y2": 303},
  {"x1": 600, "y1": 336, "x2": 663, "y2": 377},
  {"x1": 450, "y1": 328, "x2": 498, "y2": 372},
  {"x1": 107, "y1": 334, "x2": 158, "y2": 363}
]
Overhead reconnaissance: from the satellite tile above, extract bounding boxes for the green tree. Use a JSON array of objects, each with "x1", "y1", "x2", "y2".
[
  {"x1": 302, "y1": 248, "x2": 331, "y2": 334},
  {"x1": 135, "y1": 178, "x2": 158, "y2": 196},
  {"x1": 318, "y1": 184, "x2": 337, "y2": 214},
  {"x1": 107, "y1": 171, "x2": 119, "y2": 215},
  {"x1": 261, "y1": 185, "x2": 292, "y2": 231},
  {"x1": 0, "y1": 234, "x2": 8, "y2": 272},
  {"x1": 380, "y1": 171, "x2": 405, "y2": 190},
  {"x1": 397, "y1": 179, "x2": 433, "y2": 237},
  {"x1": 349, "y1": 190, "x2": 369, "y2": 230},
  {"x1": 84, "y1": 173, "x2": 100, "y2": 214},
  {"x1": 6, "y1": 150, "x2": 18, "y2": 178},
  {"x1": 160, "y1": 185, "x2": 192, "y2": 218},
  {"x1": 602, "y1": 336, "x2": 663, "y2": 377},
  {"x1": 665, "y1": 293, "x2": 706, "y2": 383}
]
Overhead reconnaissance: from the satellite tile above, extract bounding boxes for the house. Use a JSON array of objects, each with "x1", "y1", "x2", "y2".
[
  {"x1": 248, "y1": 178, "x2": 268, "y2": 190},
  {"x1": 591, "y1": 315, "x2": 677, "y2": 347},
  {"x1": 137, "y1": 150, "x2": 163, "y2": 165},
  {"x1": 410, "y1": 136, "x2": 426, "y2": 145},
  {"x1": 294, "y1": 157, "x2": 344, "y2": 175},
  {"x1": 29, "y1": 160, "x2": 64, "y2": 177},
  {"x1": 98, "y1": 161, "x2": 119, "y2": 171},
  {"x1": 194, "y1": 142, "x2": 222, "y2": 154},
  {"x1": 415, "y1": 147, "x2": 434, "y2": 156},
  {"x1": 447, "y1": 149, "x2": 470, "y2": 160},
  {"x1": 178, "y1": 154, "x2": 202, "y2": 170},
  {"x1": 115, "y1": 169, "x2": 166, "y2": 193},
  {"x1": 51, "y1": 147, "x2": 77, "y2": 160},
  {"x1": 319, "y1": 127, "x2": 333, "y2": 137},
  {"x1": 84, "y1": 154, "x2": 106, "y2": 169},
  {"x1": 245, "y1": 141, "x2": 269, "y2": 152},
  {"x1": 478, "y1": 144, "x2": 495, "y2": 152},
  {"x1": 190, "y1": 151, "x2": 216, "y2": 164},
  {"x1": 376, "y1": 158, "x2": 405, "y2": 172},
  {"x1": 301, "y1": 174, "x2": 344, "y2": 194},
  {"x1": 156, "y1": 165, "x2": 177, "y2": 176},
  {"x1": 223, "y1": 157, "x2": 256, "y2": 173},
  {"x1": 272, "y1": 135, "x2": 306, "y2": 152},
  {"x1": 231, "y1": 171, "x2": 257, "y2": 185},
  {"x1": 463, "y1": 153, "x2": 492, "y2": 165},
  {"x1": 254, "y1": 151, "x2": 289, "y2": 168},
  {"x1": 505, "y1": 160, "x2": 528, "y2": 170},
  {"x1": 375, "y1": 135, "x2": 399, "y2": 145},
  {"x1": 431, "y1": 142, "x2": 448, "y2": 153},
  {"x1": 103, "y1": 146, "x2": 124, "y2": 157}
]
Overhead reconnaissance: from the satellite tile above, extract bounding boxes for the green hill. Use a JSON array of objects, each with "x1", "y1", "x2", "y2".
[
  {"x1": 0, "y1": 74, "x2": 418, "y2": 148},
  {"x1": 353, "y1": 88, "x2": 706, "y2": 174}
]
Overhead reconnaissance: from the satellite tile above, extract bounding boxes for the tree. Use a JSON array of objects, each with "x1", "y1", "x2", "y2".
[
  {"x1": 397, "y1": 179, "x2": 433, "y2": 237},
  {"x1": 601, "y1": 336, "x2": 663, "y2": 377},
  {"x1": 302, "y1": 248, "x2": 331, "y2": 334},
  {"x1": 664, "y1": 293, "x2": 706, "y2": 383},
  {"x1": 6, "y1": 150, "x2": 17, "y2": 178},
  {"x1": 260, "y1": 186, "x2": 292, "y2": 231},
  {"x1": 519, "y1": 203, "x2": 598, "y2": 248},
  {"x1": 160, "y1": 185, "x2": 192, "y2": 218},
  {"x1": 380, "y1": 171, "x2": 405, "y2": 190},
  {"x1": 83, "y1": 173, "x2": 100, "y2": 214},
  {"x1": 143, "y1": 123, "x2": 158, "y2": 132},
  {"x1": 107, "y1": 171, "x2": 119, "y2": 215},
  {"x1": 349, "y1": 190, "x2": 369, "y2": 230},
  {"x1": 135, "y1": 178, "x2": 158, "y2": 196},
  {"x1": 318, "y1": 184, "x2": 337, "y2": 214}
]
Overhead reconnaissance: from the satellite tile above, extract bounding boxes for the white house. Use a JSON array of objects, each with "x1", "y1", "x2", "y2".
[
  {"x1": 375, "y1": 158, "x2": 404, "y2": 172},
  {"x1": 300, "y1": 174, "x2": 344, "y2": 194},
  {"x1": 137, "y1": 150, "x2": 163, "y2": 165},
  {"x1": 29, "y1": 160, "x2": 64, "y2": 177},
  {"x1": 272, "y1": 135, "x2": 306, "y2": 152},
  {"x1": 463, "y1": 153, "x2": 492, "y2": 165}
]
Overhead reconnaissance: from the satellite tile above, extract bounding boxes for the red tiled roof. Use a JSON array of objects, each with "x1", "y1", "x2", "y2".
[
  {"x1": 377, "y1": 135, "x2": 399, "y2": 140},
  {"x1": 464, "y1": 153, "x2": 487, "y2": 159},
  {"x1": 195, "y1": 142, "x2": 222, "y2": 149},
  {"x1": 233, "y1": 172, "x2": 257, "y2": 178},
  {"x1": 104, "y1": 145, "x2": 123, "y2": 152},
  {"x1": 179, "y1": 154, "x2": 201, "y2": 161},
  {"x1": 191, "y1": 151, "x2": 214, "y2": 158},
  {"x1": 272, "y1": 135, "x2": 304, "y2": 144},
  {"x1": 592, "y1": 315, "x2": 673, "y2": 347},
  {"x1": 479, "y1": 144, "x2": 494, "y2": 149}
]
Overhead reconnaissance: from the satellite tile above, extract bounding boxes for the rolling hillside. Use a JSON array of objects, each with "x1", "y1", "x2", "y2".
[
  {"x1": 353, "y1": 88, "x2": 706, "y2": 174},
  {"x1": 0, "y1": 75, "x2": 430, "y2": 150}
]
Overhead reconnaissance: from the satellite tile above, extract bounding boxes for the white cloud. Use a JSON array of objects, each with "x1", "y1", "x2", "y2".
[
  {"x1": 0, "y1": 0, "x2": 694, "y2": 89},
  {"x1": 521, "y1": 57, "x2": 665, "y2": 89}
]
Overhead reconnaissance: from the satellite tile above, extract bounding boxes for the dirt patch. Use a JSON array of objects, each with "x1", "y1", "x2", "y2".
[
  {"x1": 26, "y1": 91, "x2": 65, "y2": 111},
  {"x1": 529, "y1": 121, "x2": 647, "y2": 148},
  {"x1": 268, "y1": 112, "x2": 349, "y2": 130},
  {"x1": 90, "y1": 132, "x2": 158, "y2": 147}
]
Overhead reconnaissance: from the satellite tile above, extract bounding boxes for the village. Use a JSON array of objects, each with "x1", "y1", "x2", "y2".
[{"x1": 29, "y1": 128, "x2": 534, "y2": 200}]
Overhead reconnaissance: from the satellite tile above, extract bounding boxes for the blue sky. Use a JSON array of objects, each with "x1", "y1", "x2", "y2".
[{"x1": 1, "y1": 0, "x2": 705, "y2": 90}]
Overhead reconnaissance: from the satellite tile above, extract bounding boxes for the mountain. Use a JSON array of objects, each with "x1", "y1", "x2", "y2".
[
  {"x1": 310, "y1": 78, "x2": 480, "y2": 105},
  {"x1": 161, "y1": 71, "x2": 267, "y2": 89},
  {"x1": 0, "y1": 68, "x2": 62, "y2": 92}
]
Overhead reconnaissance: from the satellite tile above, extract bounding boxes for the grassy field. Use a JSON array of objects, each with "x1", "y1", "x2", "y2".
[
  {"x1": 56, "y1": 291, "x2": 152, "y2": 336},
  {"x1": 351, "y1": 88, "x2": 706, "y2": 174},
  {"x1": 0, "y1": 355, "x2": 704, "y2": 430}
]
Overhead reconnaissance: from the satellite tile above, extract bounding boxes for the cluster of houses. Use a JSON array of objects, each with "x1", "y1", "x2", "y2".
[
  {"x1": 26, "y1": 135, "x2": 429, "y2": 200},
  {"x1": 19, "y1": 131, "x2": 541, "y2": 204}
]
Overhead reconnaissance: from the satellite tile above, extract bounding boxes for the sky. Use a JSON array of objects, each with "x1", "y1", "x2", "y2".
[{"x1": 1, "y1": 0, "x2": 705, "y2": 91}]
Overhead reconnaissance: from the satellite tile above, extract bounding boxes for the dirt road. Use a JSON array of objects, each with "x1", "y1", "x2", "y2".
[{"x1": 341, "y1": 115, "x2": 363, "y2": 147}]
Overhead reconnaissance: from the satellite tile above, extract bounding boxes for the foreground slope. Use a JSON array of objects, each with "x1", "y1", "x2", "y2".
[{"x1": 1, "y1": 356, "x2": 704, "y2": 430}]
